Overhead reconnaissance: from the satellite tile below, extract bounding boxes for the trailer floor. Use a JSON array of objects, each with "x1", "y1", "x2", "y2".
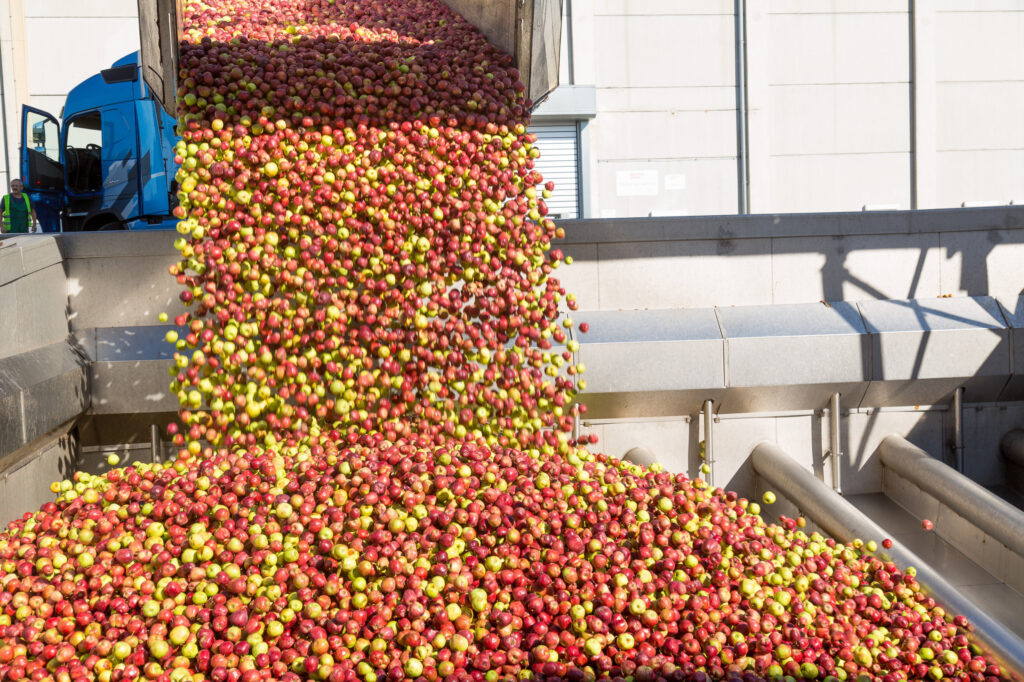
[{"x1": 847, "y1": 493, "x2": 1024, "y2": 640}]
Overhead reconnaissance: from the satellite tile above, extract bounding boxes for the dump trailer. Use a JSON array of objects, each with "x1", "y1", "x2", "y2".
[{"x1": 19, "y1": 0, "x2": 561, "y2": 233}]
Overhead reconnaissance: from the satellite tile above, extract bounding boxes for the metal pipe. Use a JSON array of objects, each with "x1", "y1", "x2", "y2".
[
  {"x1": 703, "y1": 399, "x2": 714, "y2": 486},
  {"x1": 952, "y1": 386, "x2": 964, "y2": 472},
  {"x1": 879, "y1": 434, "x2": 1024, "y2": 559},
  {"x1": 565, "y1": 0, "x2": 575, "y2": 86},
  {"x1": 828, "y1": 392, "x2": 842, "y2": 494},
  {"x1": 751, "y1": 441, "x2": 1024, "y2": 680},
  {"x1": 150, "y1": 423, "x2": 161, "y2": 463},
  {"x1": 733, "y1": 0, "x2": 749, "y2": 214},
  {"x1": 1003, "y1": 429, "x2": 1024, "y2": 467}
]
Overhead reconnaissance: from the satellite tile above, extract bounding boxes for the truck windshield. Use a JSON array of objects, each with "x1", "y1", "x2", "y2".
[{"x1": 65, "y1": 112, "x2": 102, "y2": 194}]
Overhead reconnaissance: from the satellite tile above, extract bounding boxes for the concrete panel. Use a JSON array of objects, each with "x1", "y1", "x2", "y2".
[
  {"x1": 714, "y1": 415, "x2": 816, "y2": 498},
  {"x1": 770, "y1": 83, "x2": 910, "y2": 156},
  {"x1": 11, "y1": 265, "x2": 69, "y2": 357},
  {"x1": 937, "y1": 82, "x2": 1024, "y2": 152},
  {"x1": 0, "y1": 430, "x2": 77, "y2": 528},
  {"x1": 91, "y1": 360, "x2": 177, "y2": 414},
  {"x1": 21, "y1": 365, "x2": 88, "y2": 444},
  {"x1": 24, "y1": 18, "x2": 140, "y2": 98},
  {"x1": 553, "y1": 244, "x2": 599, "y2": 310},
  {"x1": 18, "y1": 237, "x2": 62, "y2": 274},
  {"x1": 593, "y1": 14, "x2": 735, "y2": 89},
  {"x1": 594, "y1": 237, "x2": 772, "y2": 310},
  {"x1": 0, "y1": 240, "x2": 26, "y2": 287},
  {"x1": 962, "y1": 404, "x2": 1024, "y2": 487},
  {"x1": 0, "y1": 387, "x2": 23, "y2": 456},
  {"x1": 594, "y1": 158, "x2": 738, "y2": 218},
  {"x1": 844, "y1": 409, "x2": 942, "y2": 494},
  {"x1": 771, "y1": 0, "x2": 908, "y2": 12},
  {"x1": 594, "y1": 0, "x2": 734, "y2": 14},
  {"x1": 594, "y1": 109, "x2": 737, "y2": 161},
  {"x1": 770, "y1": 232, "x2": 943, "y2": 304},
  {"x1": 938, "y1": 229, "x2": 1024, "y2": 300},
  {"x1": 936, "y1": 1, "x2": 1024, "y2": 10},
  {"x1": 769, "y1": 12, "x2": 909, "y2": 86},
  {"x1": 935, "y1": 11, "x2": 1024, "y2": 82},
  {"x1": 595, "y1": 418, "x2": 693, "y2": 478},
  {"x1": 935, "y1": 150, "x2": 1024, "y2": 208},
  {"x1": 24, "y1": 0, "x2": 138, "y2": 17},
  {"x1": 768, "y1": 153, "x2": 911, "y2": 213},
  {"x1": 66, "y1": 255, "x2": 183, "y2": 330},
  {"x1": 596, "y1": 86, "x2": 737, "y2": 113}
]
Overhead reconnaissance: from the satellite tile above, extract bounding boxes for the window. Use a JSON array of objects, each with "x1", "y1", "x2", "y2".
[{"x1": 65, "y1": 113, "x2": 103, "y2": 194}]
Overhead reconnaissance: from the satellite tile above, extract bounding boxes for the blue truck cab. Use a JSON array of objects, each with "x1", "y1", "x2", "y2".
[{"x1": 20, "y1": 53, "x2": 179, "y2": 232}]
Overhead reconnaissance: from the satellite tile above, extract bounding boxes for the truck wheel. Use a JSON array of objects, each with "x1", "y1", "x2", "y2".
[{"x1": 97, "y1": 221, "x2": 125, "y2": 231}]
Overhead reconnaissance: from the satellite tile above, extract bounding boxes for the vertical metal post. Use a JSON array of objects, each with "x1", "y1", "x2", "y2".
[
  {"x1": 952, "y1": 386, "x2": 964, "y2": 473},
  {"x1": 150, "y1": 423, "x2": 161, "y2": 463},
  {"x1": 734, "y1": 0, "x2": 749, "y2": 214},
  {"x1": 703, "y1": 400, "x2": 715, "y2": 486},
  {"x1": 829, "y1": 392, "x2": 842, "y2": 494}
]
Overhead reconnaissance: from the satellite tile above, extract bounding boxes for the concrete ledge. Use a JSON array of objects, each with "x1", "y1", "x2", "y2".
[
  {"x1": 557, "y1": 205, "x2": 1024, "y2": 245},
  {"x1": 0, "y1": 423, "x2": 77, "y2": 528},
  {"x1": 0, "y1": 342, "x2": 89, "y2": 462},
  {"x1": 0, "y1": 235, "x2": 63, "y2": 287}
]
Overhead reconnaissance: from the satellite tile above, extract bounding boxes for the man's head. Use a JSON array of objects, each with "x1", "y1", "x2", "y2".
[{"x1": 10, "y1": 180, "x2": 24, "y2": 195}]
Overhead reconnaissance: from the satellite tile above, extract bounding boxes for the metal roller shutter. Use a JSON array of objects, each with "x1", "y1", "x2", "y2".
[{"x1": 529, "y1": 123, "x2": 580, "y2": 220}]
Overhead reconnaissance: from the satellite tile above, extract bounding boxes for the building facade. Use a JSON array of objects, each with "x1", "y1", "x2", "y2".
[{"x1": 2, "y1": 1, "x2": 1023, "y2": 220}]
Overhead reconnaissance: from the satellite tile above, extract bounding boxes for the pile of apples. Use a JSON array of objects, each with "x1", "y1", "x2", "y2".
[{"x1": 0, "y1": 0, "x2": 1008, "y2": 681}]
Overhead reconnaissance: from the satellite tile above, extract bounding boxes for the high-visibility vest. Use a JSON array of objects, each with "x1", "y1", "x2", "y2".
[{"x1": 3, "y1": 194, "x2": 31, "y2": 224}]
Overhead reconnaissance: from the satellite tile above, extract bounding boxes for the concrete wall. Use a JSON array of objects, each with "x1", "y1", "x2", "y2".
[
  {"x1": 564, "y1": 0, "x2": 1024, "y2": 218},
  {"x1": 934, "y1": 3, "x2": 1024, "y2": 207}
]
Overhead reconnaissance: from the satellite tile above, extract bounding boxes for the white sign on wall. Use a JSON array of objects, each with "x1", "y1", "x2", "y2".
[{"x1": 616, "y1": 170, "x2": 659, "y2": 197}]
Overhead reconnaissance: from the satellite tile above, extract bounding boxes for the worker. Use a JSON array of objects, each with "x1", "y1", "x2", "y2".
[{"x1": 1, "y1": 179, "x2": 39, "y2": 234}]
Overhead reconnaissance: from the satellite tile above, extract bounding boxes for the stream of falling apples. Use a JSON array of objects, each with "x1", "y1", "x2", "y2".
[{"x1": 0, "y1": 1, "x2": 1008, "y2": 681}]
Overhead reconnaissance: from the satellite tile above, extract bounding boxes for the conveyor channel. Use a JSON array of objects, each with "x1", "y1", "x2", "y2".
[
  {"x1": 752, "y1": 440, "x2": 1024, "y2": 679},
  {"x1": 846, "y1": 493, "x2": 1024, "y2": 639}
]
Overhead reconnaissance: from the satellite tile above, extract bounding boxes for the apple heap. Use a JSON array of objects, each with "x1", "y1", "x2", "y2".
[
  {"x1": 0, "y1": 435, "x2": 1003, "y2": 682},
  {"x1": 0, "y1": 0, "x2": 1010, "y2": 681}
]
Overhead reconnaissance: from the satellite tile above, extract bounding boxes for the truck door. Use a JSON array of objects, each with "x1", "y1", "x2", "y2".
[
  {"x1": 100, "y1": 103, "x2": 142, "y2": 226},
  {"x1": 20, "y1": 106, "x2": 63, "y2": 232}
]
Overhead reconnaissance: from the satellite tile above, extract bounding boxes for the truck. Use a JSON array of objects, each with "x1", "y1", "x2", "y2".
[{"x1": 20, "y1": 53, "x2": 180, "y2": 232}]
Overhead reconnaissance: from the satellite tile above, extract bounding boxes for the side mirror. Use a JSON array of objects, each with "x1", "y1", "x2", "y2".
[{"x1": 32, "y1": 121, "x2": 46, "y2": 148}]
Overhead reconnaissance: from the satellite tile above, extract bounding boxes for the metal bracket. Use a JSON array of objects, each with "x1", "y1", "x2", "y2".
[{"x1": 823, "y1": 392, "x2": 843, "y2": 495}]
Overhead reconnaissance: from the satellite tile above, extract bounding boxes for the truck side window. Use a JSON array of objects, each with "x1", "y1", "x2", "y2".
[
  {"x1": 65, "y1": 112, "x2": 102, "y2": 194},
  {"x1": 25, "y1": 112, "x2": 62, "y2": 191}
]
